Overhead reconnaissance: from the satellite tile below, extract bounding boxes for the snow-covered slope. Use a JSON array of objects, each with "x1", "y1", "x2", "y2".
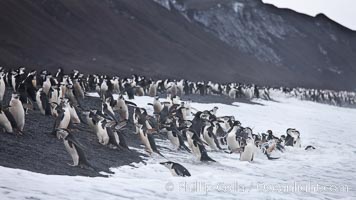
[{"x1": 1, "y1": 95, "x2": 355, "y2": 199}]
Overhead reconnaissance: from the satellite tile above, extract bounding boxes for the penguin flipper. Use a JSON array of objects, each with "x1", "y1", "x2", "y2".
[
  {"x1": 180, "y1": 143, "x2": 192, "y2": 153},
  {"x1": 154, "y1": 150, "x2": 165, "y2": 158},
  {"x1": 178, "y1": 134, "x2": 191, "y2": 153},
  {"x1": 125, "y1": 100, "x2": 137, "y2": 107},
  {"x1": 305, "y1": 145, "x2": 316, "y2": 150},
  {"x1": 69, "y1": 140, "x2": 95, "y2": 171},
  {"x1": 115, "y1": 121, "x2": 128, "y2": 130},
  {"x1": 67, "y1": 133, "x2": 87, "y2": 151}
]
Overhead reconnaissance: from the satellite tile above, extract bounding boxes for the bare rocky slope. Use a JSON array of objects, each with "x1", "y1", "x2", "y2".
[{"x1": 0, "y1": 0, "x2": 355, "y2": 90}]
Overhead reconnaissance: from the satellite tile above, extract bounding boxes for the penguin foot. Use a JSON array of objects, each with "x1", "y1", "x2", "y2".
[{"x1": 67, "y1": 163, "x2": 77, "y2": 167}]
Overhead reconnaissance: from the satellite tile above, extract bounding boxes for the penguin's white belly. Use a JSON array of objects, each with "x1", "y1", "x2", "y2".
[
  {"x1": 228, "y1": 89, "x2": 236, "y2": 98},
  {"x1": 69, "y1": 107, "x2": 80, "y2": 124},
  {"x1": 0, "y1": 80, "x2": 5, "y2": 101},
  {"x1": 192, "y1": 144, "x2": 201, "y2": 160},
  {"x1": 59, "y1": 109, "x2": 70, "y2": 129},
  {"x1": 64, "y1": 140, "x2": 79, "y2": 166},
  {"x1": 170, "y1": 168, "x2": 178, "y2": 176},
  {"x1": 9, "y1": 103, "x2": 25, "y2": 131},
  {"x1": 11, "y1": 78, "x2": 16, "y2": 91},
  {"x1": 187, "y1": 136, "x2": 194, "y2": 151},
  {"x1": 240, "y1": 144, "x2": 255, "y2": 161},
  {"x1": 153, "y1": 103, "x2": 161, "y2": 114},
  {"x1": 96, "y1": 127, "x2": 109, "y2": 145},
  {"x1": 50, "y1": 92, "x2": 58, "y2": 104},
  {"x1": 136, "y1": 87, "x2": 144, "y2": 96},
  {"x1": 86, "y1": 116, "x2": 95, "y2": 130},
  {"x1": 227, "y1": 134, "x2": 240, "y2": 150},
  {"x1": 167, "y1": 131, "x2": 179, "y2": 150},
  {"x1": 118, "y1": 109, "x2": 128, "y2": 121},
  {"x1": 43, "y1": 82, "x2": 51, "y2": 95},
  {"x1": 148, "y1": 85, "x2": 156, "y2": 97},
  {"x1": 294, "y1": 138, "x2": 301, "y2": 148},
  {"x1": 113, "y1": 83, "x2": 120, "y2": 93},
  {"x1": 181, "y1": 109, "x2": 187, "y2": 120},
  {"x1": 139, "y1": 132, "x2": 153, "y2": 154},
  {"x1": 0, "y1": 113, "x2": 13, "y2": 133},
  {"x1": 113, "y1": 131, "x2": 120, "y2": 145},
  {"x1": 60, "y1": 86, "x2": 66, "y2": 98},
  {"x1": 203, "y1": 132, "x2": 217, "y2": 150},
  {"x1": 36, "y1": 93, "x2": 45, "y2": 115}
]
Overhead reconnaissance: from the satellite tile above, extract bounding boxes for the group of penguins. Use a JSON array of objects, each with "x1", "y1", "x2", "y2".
[
  {"x1": 1, "y1": 67, "x2": 316, "y2": 177},
  {"x1": 282, "y1": 87, "x2": 355, "y2": 107}
]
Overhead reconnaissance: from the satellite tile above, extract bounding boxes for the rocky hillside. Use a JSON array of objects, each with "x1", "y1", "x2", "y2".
[{"x1": 0, "y1": 0, "x2": 355, "y2": 90}]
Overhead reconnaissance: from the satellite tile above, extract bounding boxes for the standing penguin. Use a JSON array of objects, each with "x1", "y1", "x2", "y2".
[
  {"x1": 148, "y1": 80, "x2": 159, "y2": 97},
  {"x1": 83, "y1": 109, "x2": 97, "y2": 130},
  {"x1": 56, "y1": 129, "x2": 94, "y2": 169},
  {"x1": 73, "y1": 79, "x2": 85, "y2": 100},
  {"x1": 9, "y1": 93, "x2": 25, "y2": 131},
  {"x1": 185, "y1": 129, "x2": 215, "y2": 162},
  {"x1": 112, "y1": 95, "x2": 136, "y2": 121},
  {"x1": 136, "y1": 124, "x2": 153, "y2": 155},
  {"x1": 147, "y1": 96, "x2": 163, "y2": 114},
  {"x1": 239, "y1": 137, "x2": 256, "y2": 162},
  {"x1": 135, "y1": 123, "x2": 164, "y2": 157},
  {"x1": 202, "y1": 122, "x2": 222, "y2": 151},
  {"x1": 226, "y1": 121, "x2": 243, "y2": 153},
  {"x1": 102, "y1": 98, "x2": 118, "y2": 122},
  {"x1": 92, "y1": 118, "x2": 110, "y2": 145},
  {"x1": 53, "y1": 99, "x2": 71, "y2": 132},
  {"x1": 55, "y1": 67, "x2": 64, "y2": 81},
  {"x1": 166, "y1": 127, "x2": 180, "y2": 150},
  {"x1": 160, "y1": 161, "x2": 191, "y2": 177},
  {"x1": 163, "y1": 118, "x2": 191, "y2": 152},
  {"x1": 36, "y1": 88, "x2": 51, "y2": 116},
  {"x1": 124, "y1": 82, "x2": 135, "y2": 99},
  {"x1": 42, "y1": 74, "x2": 52, "y2": 95},
  {"x1": 106, "y1": 124, "x2": 130, "y2": 150}
]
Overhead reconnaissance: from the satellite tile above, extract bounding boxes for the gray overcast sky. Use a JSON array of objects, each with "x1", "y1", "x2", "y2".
[{"x1": 262, "y1": 0, "x2": 356, "y2": 31}]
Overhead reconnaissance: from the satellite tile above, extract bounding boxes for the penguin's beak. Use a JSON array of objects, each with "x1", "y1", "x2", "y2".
[{"x1": 159, "y1": 162, "x2": 166, "y2": 165}]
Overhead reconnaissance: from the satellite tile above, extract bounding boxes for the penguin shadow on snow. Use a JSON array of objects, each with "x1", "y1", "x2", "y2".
[{"x1": 181, "y1": 94, "x2": 265, "y2": 106}]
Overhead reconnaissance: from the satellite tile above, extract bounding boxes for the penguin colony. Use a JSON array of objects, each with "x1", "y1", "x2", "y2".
[{"x1": 0, "y1": 66, "x2": 351, "y2": 177}]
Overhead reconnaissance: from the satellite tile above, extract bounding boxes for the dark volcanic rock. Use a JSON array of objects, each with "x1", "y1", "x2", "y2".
[
  {"x1": 0, "y1": 0, "x2": 355, "y2": 90},
  {"x1": 0, "y1": 90, "x2": 144, "y2": 177}
]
